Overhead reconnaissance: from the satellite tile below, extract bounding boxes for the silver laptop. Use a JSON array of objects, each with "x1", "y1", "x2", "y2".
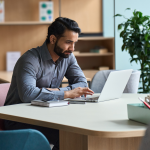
[{"x1": 67, "y1": 69, "x2": 133, "y2": 102}]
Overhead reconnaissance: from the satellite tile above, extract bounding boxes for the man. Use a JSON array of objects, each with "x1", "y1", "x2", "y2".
[{"x1": 4, "y1": 17, "x2": 94, "y2": 150}]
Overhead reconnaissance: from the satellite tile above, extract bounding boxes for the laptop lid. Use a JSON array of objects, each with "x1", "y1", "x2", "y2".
[
  {"x1": 98, "y1": 69, "x2": 133, "y2": 102},
  {"x1": 65, "y1": 69, "x2": 133, "y2": 102}
]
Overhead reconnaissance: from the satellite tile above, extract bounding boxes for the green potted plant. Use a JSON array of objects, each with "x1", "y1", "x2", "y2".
[{"x1": 115, "y1": 8, "x2": 150, "y2": 93}]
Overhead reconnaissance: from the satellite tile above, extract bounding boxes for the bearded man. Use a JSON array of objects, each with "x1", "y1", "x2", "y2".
[{"x1": 4, "y1": 17, "x2": 94, "y2": 150}]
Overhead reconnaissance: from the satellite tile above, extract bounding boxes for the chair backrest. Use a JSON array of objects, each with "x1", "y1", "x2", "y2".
[
  {"x1": 0, "y1": 83, "x2": 10, "y2": 130},
  {"x1": 0, "y1": 129, "x2": 51, "y2": 150},
  {"x1": 90, "y1": 70, "x2": 140, "y2": 93},
  {"x1": 123, "y1": 70, "x2": 141, "y2": 93},
  {"x1": 90, "y1": 70, "x2": 112, "y2": 93}
]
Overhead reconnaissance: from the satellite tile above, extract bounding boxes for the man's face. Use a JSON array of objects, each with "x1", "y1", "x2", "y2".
[{"x1": 54, "y1": 29, "x2": 78, "y2": 58}]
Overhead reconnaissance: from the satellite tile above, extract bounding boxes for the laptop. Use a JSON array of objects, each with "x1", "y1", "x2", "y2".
[{"x1": 67, "y1": 69, "x2": 133, "y2": 102}]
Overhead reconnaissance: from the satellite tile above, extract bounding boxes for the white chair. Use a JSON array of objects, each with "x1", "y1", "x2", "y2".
[{"x1": 90, "y1": 70, "x2": 141, "y2": 93}]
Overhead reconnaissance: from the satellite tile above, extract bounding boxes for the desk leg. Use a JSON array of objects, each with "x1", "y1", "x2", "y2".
[{"x1": 60, "y1": 130, "x2": 142, "y2": 150}]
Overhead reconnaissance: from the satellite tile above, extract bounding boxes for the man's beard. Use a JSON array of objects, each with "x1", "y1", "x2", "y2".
[{"x1": 54, "y1": 42, "x2": 72, "y2": 58}]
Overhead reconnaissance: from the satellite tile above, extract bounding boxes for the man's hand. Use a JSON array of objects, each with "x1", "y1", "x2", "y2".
[
  {"x1": 64, "y1": 87, "x2": 94, "y2": 99},
  {"x1": 46, "y1": 88, "x2": 60, "y2": 91}
]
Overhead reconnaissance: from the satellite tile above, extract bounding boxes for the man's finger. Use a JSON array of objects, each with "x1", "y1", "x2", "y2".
[
  {"x1": 83, "y1": 91, "x2": 94, "y2": 95},
  {"x1": 83, "y1": 88, "x2": 94, "y2": 94}
]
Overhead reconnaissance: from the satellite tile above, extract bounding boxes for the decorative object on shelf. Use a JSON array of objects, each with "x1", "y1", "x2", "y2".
[
  {"x1": 99, "y1": 66, "x2": 109, "y2": 71},
  {"x1": 6, "y1": 52, "x2": 21, "y2": 72},
  {"x1": 0, "y1": 1, "x2": 4, "y2": 22},
  {"x1": 90, "y1": 46, "x2": 100, "y2": 53},
  {"x1": 145, "y1": 95, "x2": 150, "y2": 104},
  {"x1": 39, "y1": 1, "x2": 53, "y2": 22},
  {"x1": 115, "y1": 8, "x2": 150, "y2": 93},
  {"x1": 99, "y1": 48, "x2": 108, "y2": 54},
  {"x1": 90, "y1": 46, "x2": 108, "y2": 54}
]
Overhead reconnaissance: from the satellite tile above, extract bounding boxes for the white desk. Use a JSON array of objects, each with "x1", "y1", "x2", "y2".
[{"x1": 0, "y1": 94, "x2": 147, "y2": 150}]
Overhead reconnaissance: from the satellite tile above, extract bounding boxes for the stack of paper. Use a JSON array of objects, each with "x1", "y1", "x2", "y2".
[
  {"x1": 6, "y1": 52, "x2": 21, "y2": 71},
  {"x1": 31, "y1": 100, "x2": 69, "y2": 107}
]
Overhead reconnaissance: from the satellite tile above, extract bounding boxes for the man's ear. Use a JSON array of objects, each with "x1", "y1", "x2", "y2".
[{"x1": 50, "y1": 35, "x2": 57, "y2": 44}]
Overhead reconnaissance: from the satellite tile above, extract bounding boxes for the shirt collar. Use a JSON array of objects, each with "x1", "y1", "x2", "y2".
[{"x1": 41, "y1": 41, "x2": 52, "y2": 61}]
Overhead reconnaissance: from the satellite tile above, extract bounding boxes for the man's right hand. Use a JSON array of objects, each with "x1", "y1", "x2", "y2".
[{"x1": 64, "y1": 87, "x2": 94, "y2": 99}]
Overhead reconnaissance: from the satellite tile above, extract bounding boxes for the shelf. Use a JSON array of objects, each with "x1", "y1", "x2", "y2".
[
  {"x1": 74, "y1": 52, "x2": 113, "y2": 57},
  {"x1": 0, "y1": 21, "x2": 52, "y2": 25},
  {"x1": 78, "y1": 37, "x2": 114, "y2": 41}
]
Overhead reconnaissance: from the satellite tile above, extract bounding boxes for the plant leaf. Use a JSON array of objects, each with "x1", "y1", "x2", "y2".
[
  {"x1": 122, "y1": 44, "x2": 126, "y2": 51},
  {"x1": 114, "y1": 14, "x2": 122, "y2": 17},
  {"x1": 116, "y1": 8, "x2": 150, "y2": 93},
  {"x1": 125, "y1": 8, "x2": 131, "y2": 11},
  {"x1": 139, "y1": 12, "x2": 143, "y2": 18},
  {"x1": 120, "y1": 31, "x2": 125, "y2": 37},
  {"x1": 118, "y1": 24, "x2": 124, "y2": 30}
]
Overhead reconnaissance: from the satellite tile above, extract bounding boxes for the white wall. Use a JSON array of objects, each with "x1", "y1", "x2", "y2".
[
  {"x1": 103, "y1": 0, "x2": 150, "y2": 70},
  {"x1": 103, "y1": 0, "x2": 114, "y2": 37}
]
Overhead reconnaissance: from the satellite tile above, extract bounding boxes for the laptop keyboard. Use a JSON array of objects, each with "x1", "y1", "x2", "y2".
[
  {"x1": 68, "y1": 95, "x2": 100, "y2": 102},
  {"x1": 79, "y1": 96, "x2": 99, "y2": 102}
]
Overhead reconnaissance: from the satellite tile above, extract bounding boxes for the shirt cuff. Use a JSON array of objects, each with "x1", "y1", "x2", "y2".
[
  {"x1": 59, "y1": 87, "x2": 71, "y2": 91},
  {"x1": 52, "y1": 90, "x2": 64, "y2": 100}
]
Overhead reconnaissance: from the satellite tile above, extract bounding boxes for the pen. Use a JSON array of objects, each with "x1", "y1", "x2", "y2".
[{"x1": 138, "y1": 97, "x2": 150, "y2": 109}]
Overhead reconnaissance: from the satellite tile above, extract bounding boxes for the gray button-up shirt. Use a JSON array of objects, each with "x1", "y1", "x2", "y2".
[{"x1": 4, "y1": 42, "x2": 87, "y2": 105}]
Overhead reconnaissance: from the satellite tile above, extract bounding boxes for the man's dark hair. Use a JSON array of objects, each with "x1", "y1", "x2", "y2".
[{"x1": 46, "y1": 17, "x2": 81, "y2": 44}]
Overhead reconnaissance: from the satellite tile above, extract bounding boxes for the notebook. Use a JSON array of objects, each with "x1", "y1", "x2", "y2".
[
  {"x1": 67, "y1": 69, "x2": 133, "y2": 102},
  {"x1": 31, "y1": 100, "x2": 69, "y2": 107}
]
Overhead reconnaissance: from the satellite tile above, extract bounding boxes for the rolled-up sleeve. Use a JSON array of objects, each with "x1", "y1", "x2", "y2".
[{"x1": 16, "y1": 55, "x2": 64, "y2": 102}]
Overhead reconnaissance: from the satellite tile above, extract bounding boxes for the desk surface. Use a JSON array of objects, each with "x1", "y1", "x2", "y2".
[
  {"x1": 0, "y1": 94, "x2": 147, "y2": 138},
  {"x1": 0, "y1": 71, "x2": 91, "y2": 83},
  {"x1": 0, "y1": 71, "x2": 12, "y2": 83}
]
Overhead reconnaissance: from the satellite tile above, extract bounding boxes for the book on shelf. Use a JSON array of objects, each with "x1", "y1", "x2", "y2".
[
  {"x1": 31, "y1": 100, "x2": 69, "y2": 107},
  {"x1": 6, "y1": 51, "x2": 21, "y2": 71},
  {"x1": 90, "y1": 48, "x2": 108, "y2": 54}
]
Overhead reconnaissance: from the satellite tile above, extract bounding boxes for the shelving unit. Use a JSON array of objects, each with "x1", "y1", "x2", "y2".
[
  {"x1": 0, "y1": 0, "x2": 114, "y2": 81},
  {"x1": 74, "y1": 37, "x2": 115, "y2": 79}
]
